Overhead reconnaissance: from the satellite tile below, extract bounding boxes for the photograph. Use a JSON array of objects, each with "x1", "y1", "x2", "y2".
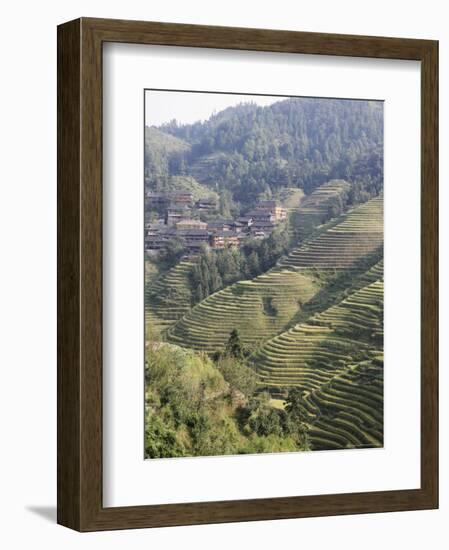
[{"x1": 144, "y1": 90, "x2": 384, "y2": 459}]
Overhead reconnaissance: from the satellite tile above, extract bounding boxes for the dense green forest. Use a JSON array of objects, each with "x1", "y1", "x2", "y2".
[{"x1": 146, "y1": 97, "x2": 383, "y2": 211}]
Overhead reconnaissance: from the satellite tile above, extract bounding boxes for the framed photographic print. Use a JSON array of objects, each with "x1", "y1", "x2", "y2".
[{"x1": 57, "y1": 17, "x2": 438, "y2": 531}]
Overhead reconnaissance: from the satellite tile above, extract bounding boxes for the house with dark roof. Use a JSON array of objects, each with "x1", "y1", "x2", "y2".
[
  {"x1": 246, "y1": 209, "x2": 276, "y2": 223},
  {"x1": 250, "y1": 220, "x2": 276, "y2": 234},
  {"x1": 256, "y1": 201, "x2": 287, "y2": 221},
  {"x1": 237, "y1": 216, "x2": 254, "y2": 229},
  {"x1": 207, "y1": 219, "x2": 235, "y2": 232},
  {"x1": 175, "y1": 219, "x2": 207, "y2": 230},
  {"x1": 195, "y1": 197, "x2": 217, "y2": 210},
  {"x1": 165, "y1": 207, "x2": 191, "y2": 226},
  {"x1": 210, "y1": 230, "x2": 240, "y2": 249},
  {"x1": 169, "y1": 192, "x2": 194, "y2": 207},
  {"x1": 258, "y1": 200, "x2": 277, "y2": 209},
  {"x1": 178, "y1": 229, "x2": 210, "y2": 251}
]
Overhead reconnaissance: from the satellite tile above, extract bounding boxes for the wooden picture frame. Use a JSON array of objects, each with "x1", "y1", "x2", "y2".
[{"x1": 57, "y1": 17, "x2": 438, "y2": 531}]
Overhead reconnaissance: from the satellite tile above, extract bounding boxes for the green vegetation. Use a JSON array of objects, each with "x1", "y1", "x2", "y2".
[
  {"x1": 146, "y1": 194, "x2": 384, "y2": 454},
  {"x1": 157, "y1": 98, "x2": 383, "y2": 205},
  {"x1": 253, "y1": 278, "x2": 383, "y2": 393},
  {"x1": 144, "y1": 127, "x2": 191, "y2": 191},
  {"x1": 250, "y1": 273, "x2": 383, "y2": 451},
  {"x1": 275, "y1": 187, "x2": 305, "y2": 210},
  {"x1": 161, "y1": 175, "x2": 220, "y2": 204},
  {"x1": 189, "y1": 224, "x2": 291, "y2": 305},
  {"x1": 280, "y1": 195, "x2": 383, "y2": 269},
  {"x1": 165, "y1": 193, "x2": 382, "y2": 354},
  {"x1": 286, "y1": 257, "x2": 383, "y2": 329},
  {"x1": 146, "y1": 181, "x2": 355, "y2": 333},
  {"x1": 288, "y1": 180, "x2": 350, "y2": 241},
  {"x1": 145, "y1": 259, "x2": 195, "y2": 334},
  {"x1": 166, "y1": 268, "x2": 321, "y2": 352},
  {"x1": 303, "y1": 359, "x2": 383, "y2": 450},
  {"x1": 144, "y1": 95, "x2": 384, "y2": 457},
  {"x1": 145, "y1": 335, "x2": 310, "y2": 458}
]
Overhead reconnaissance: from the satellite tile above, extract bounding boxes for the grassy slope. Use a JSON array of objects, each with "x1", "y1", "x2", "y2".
[
  {"x1": 274, "y1": 187, "x2": 305, "y2": 210},
  {"x1": 145, "y1": 342, "x2": 300, "y2": 458}
]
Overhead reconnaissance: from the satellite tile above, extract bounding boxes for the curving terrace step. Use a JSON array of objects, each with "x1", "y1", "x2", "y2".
[
  {"x1": 254, "y1": 276, "x2": 383, "y2": 393},
  {"x1": 145, "y1": 259, "x2": 195, "y2": 335},
  {"x1": 305, "y1": 360, "x2": 383, "y2": 450},
  {"x1": 166, "y1": 268, "x2": 321, "y2": 352},
  {"x1": 280, "y1": 195, "x2": 383, "y2": 269}
]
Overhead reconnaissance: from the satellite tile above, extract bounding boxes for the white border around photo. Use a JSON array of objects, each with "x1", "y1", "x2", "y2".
[{"x1": 102, "y1": 42, "x2": 421, "y2": 507}]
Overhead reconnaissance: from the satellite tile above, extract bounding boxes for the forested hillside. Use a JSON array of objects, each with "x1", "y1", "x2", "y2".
[{"x1": 147, "y1": 97, "x2": 383, "y2": 209}]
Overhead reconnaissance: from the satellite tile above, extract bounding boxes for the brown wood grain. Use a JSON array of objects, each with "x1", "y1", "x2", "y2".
[
  {"x1": 57, "y1": 18, "x2": 81, "y2": 531},
  {"x1": 57, "y1": 17, "x2": 439, "y2": 532}
]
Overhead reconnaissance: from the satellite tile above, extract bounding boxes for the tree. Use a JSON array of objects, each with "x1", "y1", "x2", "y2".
[
  {"x1": 216, "y1": 356, "x2": 258, "y2": 397},
  {"x1": 156, "y1": 97, "x2": 383, "y2": 208},
  {"x1": 162, "y1": 237, "x2": 185, "y2": 268},
  {"x1": 285, "y1": 388, "x2": 308, "y2": 422},
  {"x1": 284, "y1": 388, "x2": 311, "y2": 450},
  {"x1": 145, "y1": 414, "x2": 186, "y2": 458},
  {"x1": 189, "y1": 251, "x2": 224, "y2": 305},
  {"x1": 246, "y1": 251, "x2": 261, "y2": 278},
  {"x1": 249, "y1": 408, "x2": 283, "y2": 437},
  {"x1": 225, "y1": 329, "x2": 245, "y2": 359},
  {"x1": 218, "y1": 189, "x2": 233, "y2": 218}
]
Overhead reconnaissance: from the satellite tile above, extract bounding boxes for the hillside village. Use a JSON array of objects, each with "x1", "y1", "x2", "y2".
[{"x1": 145, "y1": 191, "x2": 287, "y2": 254}]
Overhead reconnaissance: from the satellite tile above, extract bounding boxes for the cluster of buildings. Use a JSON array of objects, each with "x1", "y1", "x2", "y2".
[{"x1": 145, "y1": 192, "x2": 287, "y2": 254}]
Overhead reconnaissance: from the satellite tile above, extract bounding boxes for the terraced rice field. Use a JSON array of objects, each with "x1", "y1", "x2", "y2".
[
  {"x1": 281, "y1": 195, "x2": 383, "y2": 269},
  {"x1": 253, "y1": 278, "x2": 383, "y2": 394},
  {"x1": 289, "y1": 180, "x2": 350, "y2": 241},
  {"x1": 145, "y1": 180, "x2": 356, "y2": 340},
  {"x1": 255, "y1": 324, "x2": 372, "y2": 392},
  {"x1": 166, "y1": 268, "x2": 321, "y2": 352},
  {"x1": 146, "y1": 182, "x2": 384, "y2": 451},
  {"x1": 251, "y1": 194, "x2": 384, "y2": 449},
  {"x1": 145, "y1": 259, "x2": 195, "y2": 334},
  {"x1": 283, "y1": 257, "x2": 383, "y2": 330},
  {"x1": 355, "y1": 259, "x2": 384, "y2": 287},
  {"x1": 314, "y1": 279, "x2": 383, "y2": 340},
  {"x1": 303, "y1": 358, "x2": 383, "y2": 450}
]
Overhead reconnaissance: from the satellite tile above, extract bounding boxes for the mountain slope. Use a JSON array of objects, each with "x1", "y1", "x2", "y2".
[
  {"x1": 145, "y1": 259, "x2": 196, "y2": 335},
  {"x1": 149, "y1": 96, "x2": 383, "y2": 206},
  {"x1": 166, "y1": 268, "x2": 321, "y2": 352},
  {"x1": 303, "y1": 358, "x2": 383, "y2": 450},
  {"x1": 280, "y1": 195, "x2": 383, "y2": 269},
  {"x1": 253, "y1": 278, "x2": 383, "y2": 393},
  {"x1": 165, "y1": 195, "x2": 383, "y2": 353}
]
